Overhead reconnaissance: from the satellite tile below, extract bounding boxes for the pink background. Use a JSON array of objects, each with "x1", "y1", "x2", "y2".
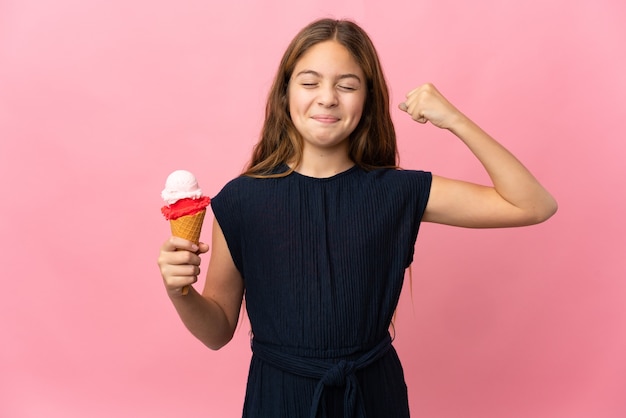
[{"x1": 1, "y1": 0, "x2": 625, "y2": 417}]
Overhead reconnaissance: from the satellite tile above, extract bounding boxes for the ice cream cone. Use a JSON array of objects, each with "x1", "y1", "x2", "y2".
[
  {"x1": 168, "y1": 209, "x2": 206, "y2": 296},
  {"x1": 161, "y1": 170, "x2": 211, "y2": 296},
  {"x1": 169, "y1": 209, "x2": 206, "y2": 244}
]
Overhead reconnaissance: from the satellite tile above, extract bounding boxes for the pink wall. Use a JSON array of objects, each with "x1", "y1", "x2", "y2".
[{"x1": 1, "y1": 0, "x2": 625, "y2": 417}]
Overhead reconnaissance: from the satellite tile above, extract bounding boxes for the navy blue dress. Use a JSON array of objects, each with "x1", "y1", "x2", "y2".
[{"x1": 211, "y1": 165, "x2": 432, "y2": 418}]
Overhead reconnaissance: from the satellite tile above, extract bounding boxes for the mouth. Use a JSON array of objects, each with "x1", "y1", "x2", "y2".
[{"x1": 311, "y1": 115, "x2": 340, "y2": 123}]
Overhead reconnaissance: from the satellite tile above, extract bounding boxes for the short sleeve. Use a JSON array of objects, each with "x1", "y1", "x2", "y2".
[
  {"x1": 211, "y1": 178, "x2": 245, "y2": 274},
  {"x1": 399, "y1": 170, "x2": 432, "y2": 266}
]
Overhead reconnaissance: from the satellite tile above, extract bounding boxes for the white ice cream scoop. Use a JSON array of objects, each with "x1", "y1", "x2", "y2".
[{"x1": 161, "y1": 169, "x2": 204, "y2": 205}]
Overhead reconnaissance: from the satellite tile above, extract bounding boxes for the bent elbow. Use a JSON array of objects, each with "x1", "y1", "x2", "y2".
[
  {"x1": 547, "y1": 199, "x2": 559, "y2": 219},
  {"x1": 531, "y1": 197, "x2": 558, "y2": 225},
  {"x1": 205, "y1": 333, "x2": 235, "y2": 351},
  {"x1": 207, "y1": 341, "x2": 229, "y2": 351}
]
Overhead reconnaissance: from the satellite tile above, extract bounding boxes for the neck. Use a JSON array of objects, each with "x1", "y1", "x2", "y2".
[{"x1": 291, "y1": 146, "x2": 354, "y2": 178}]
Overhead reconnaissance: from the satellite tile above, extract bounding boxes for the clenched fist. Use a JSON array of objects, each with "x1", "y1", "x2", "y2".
[{"x1": 399, "y1": 83, "x2": 464, "y2": 130}]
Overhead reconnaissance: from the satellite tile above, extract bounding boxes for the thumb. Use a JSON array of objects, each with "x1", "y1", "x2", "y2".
[
  {"x1": 197, "y1": 242, "x2": 210, "y2": 254},
  {"x1": 398, "y1": 102, "x2": 408, "y2": 112}
]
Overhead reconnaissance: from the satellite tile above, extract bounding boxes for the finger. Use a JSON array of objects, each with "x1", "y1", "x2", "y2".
[
  {"x1": 406, "y1": 85, "x2": 423, "y2": 97},
  {"x1": 171, "y1": 249, "x2": 202, "y2": 266},
  {"x1": 401, "y1": 101, "x2": 427, "y2": 124},
  {"x1": 162, "y1": 236, "x2": 199, "y2": 253},
  {"x1": 164, "y1": 275, "x2": 198, "y2": 291},
  {"x1": 158, "y1": 249, "x2": 202, "y2": 272},
  {"x1": 165, "y1": 263, "x2": 201, "y2": 278},
  {"x1": 160, "y1": 264, "x2": 201, "y2": 286}
]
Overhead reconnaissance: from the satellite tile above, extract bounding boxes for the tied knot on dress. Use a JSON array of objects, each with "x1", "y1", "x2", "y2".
[
  {"x1": 320, "y1": 359, "x2": 355, "y2": 386},
  {"x1": 252, "y1": 333, "x2": 393, "y2": 418}
]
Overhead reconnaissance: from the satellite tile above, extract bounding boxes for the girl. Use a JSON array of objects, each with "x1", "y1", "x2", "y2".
[{"x1": 158, "y1": 18, "x2": 557, "y2": 418}]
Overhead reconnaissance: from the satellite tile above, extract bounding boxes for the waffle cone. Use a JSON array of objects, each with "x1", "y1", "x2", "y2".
[{"x1": 169, "y1": 209, "x2": 206, "y2": 244}]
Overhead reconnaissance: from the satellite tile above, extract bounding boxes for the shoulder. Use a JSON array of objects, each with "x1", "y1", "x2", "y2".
[
  {"x1": 213, "y1": 175, "x2": 263, "y2": 199},
  {"x1": 213, "y1": 165, "x2": 290, "y2": 196},
  {"x1": 212, "y1": 173, "x2": 285, "y2": 214},
  {"x1": 375, "y1": 167, "x2": 431, "y2": 180},
  {"x1": 367, "y1": 167, "x2": 432, "y2": 191}
]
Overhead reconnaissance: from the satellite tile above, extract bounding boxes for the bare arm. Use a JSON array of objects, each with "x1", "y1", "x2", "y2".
[
  {"x1": 157, "y1": 218, "x2": 244, "y2": 350},
  {"x1": 399, "y1": 83, "x2": 558, "y2": 228}
]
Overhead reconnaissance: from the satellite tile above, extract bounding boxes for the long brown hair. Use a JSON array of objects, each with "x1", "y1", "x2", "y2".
[{"x1": 244, "y1": 18, "x2": 398, "y2": 177}]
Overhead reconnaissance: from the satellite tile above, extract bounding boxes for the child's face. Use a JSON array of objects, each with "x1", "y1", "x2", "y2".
[{"x1": 288, "y1": 40, "x2": 366, "y2": 155}]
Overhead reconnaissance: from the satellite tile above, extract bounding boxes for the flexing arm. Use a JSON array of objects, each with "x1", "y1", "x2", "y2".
[
  {"x1": 157, "y1": 218, "x2": 244, "y2": 350},
  {"x1": 400, "y1": 83, "x2": 557, "y2": 228}
]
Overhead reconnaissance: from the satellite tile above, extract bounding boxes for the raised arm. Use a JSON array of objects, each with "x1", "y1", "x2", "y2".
[
  {"x1": 399, "y1": 83, "x2": 557, "y2": 228},
  {"x1": 157, "y1": 218, "x2": 244, "y2": 350}
]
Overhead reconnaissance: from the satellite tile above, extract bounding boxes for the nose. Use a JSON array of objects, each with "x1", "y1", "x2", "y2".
[{"x1": 317, "y1": 84, "x2": 338, "y2": 108}]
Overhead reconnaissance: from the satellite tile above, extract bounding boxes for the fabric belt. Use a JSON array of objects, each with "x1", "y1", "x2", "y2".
[{"x1": 251, "y1": 333, "x2": 393, "y2": 418}]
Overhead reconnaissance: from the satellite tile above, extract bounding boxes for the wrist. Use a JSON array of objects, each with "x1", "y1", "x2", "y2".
[{"x1": 447, "y1": 112, "x2": 479, "y2": 139}]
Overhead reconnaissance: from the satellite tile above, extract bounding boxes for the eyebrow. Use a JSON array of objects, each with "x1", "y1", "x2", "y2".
[{"x1": 294, "y1": 70, "x2": 362, "y2": 83}]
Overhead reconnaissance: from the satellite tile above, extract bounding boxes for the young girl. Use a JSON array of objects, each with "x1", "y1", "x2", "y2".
[{"x1": 158, "y1": 18, "x2": 557, "y2": 418}]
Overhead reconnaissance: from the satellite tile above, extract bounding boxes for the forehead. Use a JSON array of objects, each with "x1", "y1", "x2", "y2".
[{"x1": 293, "y1": 40, "x2": 364, "y2": 77}]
